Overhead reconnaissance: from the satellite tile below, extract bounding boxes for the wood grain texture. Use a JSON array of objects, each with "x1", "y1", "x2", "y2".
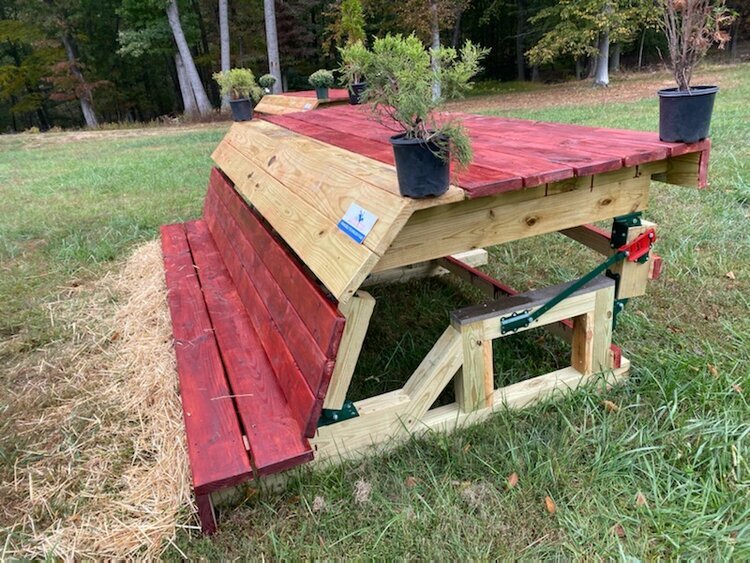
[
  {"x1": 377, "y1": 174, "x2": 651, "y2": 271},
  {"x1": 455, "y1": 324, "x2": 492, "y2": 412},
  {"x1": 160, "y1": 223, "x2": 253, "y2": 494},
  {"x1": 265, "y1": 104, "x2": 708, "y2": 198},
  {"x1": 207, "y1": 168, "x2": 344, "y2": 356},
  {"x1": 323, "y1": 291, "x2": 376, "y2": 410},
  {"x1": 185, "y1": 220, "x2": 314, "y2": 475}
]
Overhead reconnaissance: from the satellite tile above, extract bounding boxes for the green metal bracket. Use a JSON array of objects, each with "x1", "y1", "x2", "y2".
[
  {"x1": 501, "y1": 250, "x2": 628, "y2": 334},
  {"x1": 318, "y1": 400, "x2": 359, "y2": 427},
  {"x1": 501, "y1": 214, "x2": 656, "y2": 335},
  {"x1": 610, "y1": 212, "x2": 642, "y2": 248}
]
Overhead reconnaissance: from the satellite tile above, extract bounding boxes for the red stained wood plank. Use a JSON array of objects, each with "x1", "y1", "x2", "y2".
[
  {"x1": 207, "y1": 168, "x2": 345, "y2": 359},
  {"x1": 206, "y1": 185, "x2": 334, "y2": 400},
  {"x1": 160, "y1": 223, "x2": 253, "y2": 495},
  {"x1": 267, "y1": 106, "x2": 706, "y2": 198},
  {"x1": 185, "y1": 220, "x2": 314, "y2": 475},
  {"x1": 202, "y1": 195, "x2": 320, "y2": 437}
]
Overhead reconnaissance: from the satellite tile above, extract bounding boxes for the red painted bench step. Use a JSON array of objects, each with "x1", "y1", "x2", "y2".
[{"x1": 161, "y1": 168, "x2": 346, "y2": 534}]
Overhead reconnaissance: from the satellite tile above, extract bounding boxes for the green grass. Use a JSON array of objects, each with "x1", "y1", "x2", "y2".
[{"x1": 1, "y1": 64, "x2": 749, "y2": 558}]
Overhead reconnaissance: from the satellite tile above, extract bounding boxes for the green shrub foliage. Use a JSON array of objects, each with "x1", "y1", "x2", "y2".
[
  {"x1": 213, "y1": 68, "x2": 263, "y2": 102},
  {"x1": 309, "y1": 69, "x2": 335, "y2": 88},
  {"x1": 258, "y1": 73, "x2": 277, "y2": 89},
  {"x1": 343, "y1": 34, "x2": 487, "y2": 167},
  {"x1": 338, "y1": 40, "x2": 369, "y2": 86}
]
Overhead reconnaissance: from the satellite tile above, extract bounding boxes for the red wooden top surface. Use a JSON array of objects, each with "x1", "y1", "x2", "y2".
[
  {"x1": 283, "y1": 88, "x2": 350, "y2": 102},
  {"x1": 264, "y1": 104, "x2": 710, "y2": 199}
]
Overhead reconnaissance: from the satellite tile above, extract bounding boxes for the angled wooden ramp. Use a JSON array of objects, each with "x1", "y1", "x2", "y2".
[{"x1": 254, "y1": 89, "x2": 350, "y2": 115}]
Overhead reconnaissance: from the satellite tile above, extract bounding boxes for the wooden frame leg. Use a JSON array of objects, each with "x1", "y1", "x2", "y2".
[
  {"x1": 323, "y1": 291, "x2": 376, "y2": 410},
  {"x1": 455, "y1": 324, "x2": 493, "y2": 412},
  {"x1": 196, "y1": 493, "x2": 217, "y2": 535}
]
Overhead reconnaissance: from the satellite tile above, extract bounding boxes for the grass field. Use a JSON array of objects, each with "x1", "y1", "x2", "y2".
[{"x1": 1, "y1": 63, "x2": 748, "y2": 558}]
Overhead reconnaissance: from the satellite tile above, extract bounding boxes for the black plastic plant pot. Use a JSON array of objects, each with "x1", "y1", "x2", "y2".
[
  {"x1": 658, "y1": 86, "x2": 718, "y2": 143},
  {"x1": 315, "y1": 87, "x2": 329, "y2": 100},
  {"x1": 229, "y1": 98, "x2": 253, "y2": 122},
  {"x1": 390, "y1": 133, "x2": 450, "y2": 198},
  {"x1": 348, "y1": 82, "x2": 367, "y2": 105}
]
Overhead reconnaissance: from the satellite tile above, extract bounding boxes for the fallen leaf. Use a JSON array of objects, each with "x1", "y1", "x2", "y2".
[
  {"x1": 312, "y1": 495, "x2": 327, "y2": 513},
  {"x1": 732, "y1": 384, "x2": 743, "y2": 394},
  {"x1": 462, "y1": 442, "x2": 472, "y2": 453},
  {"x1": 602, "y1": 400, "x2": 619, "y2": 413},
  {"x1": 708, "y1": 364, "x2": 720, "y2": 378},
  {"x1": 635, "y1": 491, "x2": 648, "y2": 507},
  {"x1": 544, "y1": 495, "x2": 556, "y2": 514},
  {"x1": 507, "y1": 472, "x2": 519, "y2": 489},
  {"x1": 405, "y1": 476, "x2": 420, "y2": 488},
  {"x1": 726, "y1": 271, "x2": 736, "y2": 280},
  {"x1": 612, "y1": 523, "x2": 626, "y2": 538},
  {"x1": 353, "y1": 480, "x2": 372, "y2": 504}
]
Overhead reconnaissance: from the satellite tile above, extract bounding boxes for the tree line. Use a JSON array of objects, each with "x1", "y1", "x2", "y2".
[{"x1": 0, "y1": 0, "x2": 746, "y2": 132}]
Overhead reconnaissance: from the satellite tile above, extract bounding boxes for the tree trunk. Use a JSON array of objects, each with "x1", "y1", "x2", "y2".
[
  {"x1": 531, "y1": 65, "x2": 540, "y2": 82},
  {"x1": 451, "y1": 9, "x2": 462, "y2": 48},
  {"x1": 60, "y1": 32, "x2": 99, "y2": 128},
  {"x1": 516, "y1": 0, "x2": 526, "y2": 81},
  {"x1": 175, "y1": 52, "x2": 199, "y2": 116},
  {"x1": 730, "y1": 16, "x2": 741, "y2": 60},
  {"x1": 165, "y1": 0, "x2": 213, "y2": 115},
  {"x1": 219, "y1": 0, "x2": 230, "y2": 109},
  {"x1": 575, "y1": 57, "x2": 583, "y2": 81},
  {"x1": 429, "y1": 0, "x2": 441, "y2": 101},
  {"x1": 610, "y1": 42, "x2": 621, "y2": 73},
  {"x1": 593, "y1": 30, "x2": 610, "y2": 87},
  {"x1": 263, "y1": 0, "x2": 282, "y2": 94},
  {"x1": 638, "y1": 29, "x2": 646, "y2": 70}
]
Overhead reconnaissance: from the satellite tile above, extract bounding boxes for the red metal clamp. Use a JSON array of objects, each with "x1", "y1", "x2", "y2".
[{"x1": 619, "y1": 228, "x2": 657, "y2": 262}]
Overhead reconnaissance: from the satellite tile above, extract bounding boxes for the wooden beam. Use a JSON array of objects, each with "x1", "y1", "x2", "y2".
[
  {"x1": 363, "y1": 249, "x2": 488, "y2": 287},
  {"x1": 455, "y1": 324, "x2": 493, "y2": 412},
  {"x1": 608, "y1": 220, "x2": 657, "y2": 299},
  {"x1": 323, "y1": 291, "x2": 376, "y2": 410},
  {"x1": 376, "y1": 174, "x2": 651, "y2": 271},
  {"x1": 652, "y1": 151, "x2": 703, "y2": 188},
  {"x1": 450, "y1": 276, "x2": 615, "y2": 341}
]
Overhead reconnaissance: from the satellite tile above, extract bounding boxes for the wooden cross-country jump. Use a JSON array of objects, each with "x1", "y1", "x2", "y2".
[{"x1": 161, "y1": 104, "x2": 709, "y2": 532}]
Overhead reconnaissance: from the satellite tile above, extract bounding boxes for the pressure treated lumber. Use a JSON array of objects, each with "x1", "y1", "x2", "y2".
[
  {"x1": 323, "y1": 291, "x2": 376, "y2": 410},
  {"x1": 265, "y1": 104, "x2": 709, "y2": 198},
  {"x1": 161, "y1": 223, "x2": 253, "y2": 494}
]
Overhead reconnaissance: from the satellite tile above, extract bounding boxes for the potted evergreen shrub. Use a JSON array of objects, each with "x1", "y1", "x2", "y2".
[
  {"x1": 658, "y1": 0, "x2": 734, "y2": 142},
  {"x1": 349, "y1": 34, "x2": 487, "y2": 198},
  {"x1": 213, "y1": 68, "x2": 263, "y2": 122},
  {"x1": 259, "y1": 73, "x2": 276, "y2": 94},
  {"x1": 333, "y1": 0, "x2": 368, "y2": 105},
  {"x1": 309, "y1": 70, "x2": 335, "y2": 100},
  {"x1": 339, "y1": 41, "x2": 369, "y2": 105}
]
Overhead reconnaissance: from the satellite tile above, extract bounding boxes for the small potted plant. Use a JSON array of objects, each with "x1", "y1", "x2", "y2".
[
  {"x1": 258, "y1": 73, "x2": 277, "y2": 94},
  {"x1": 309, "y1": 69, "x2": 335, "y2": 100},
  {"x1": 350, "y1": 34, "x2": 486, "y2": 198},
  {"x1": 658, "y1": 0, "x2": 734, "y2": 142},
  {"x1": 338, "y1": 41, "x2": 369, "y2": 105},
  {"x1": 213, "y1": 68, "x2": 263, "y2": 121}
]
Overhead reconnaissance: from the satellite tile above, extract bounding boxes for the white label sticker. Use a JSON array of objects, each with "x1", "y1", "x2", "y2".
[{"x1": 338, "y1": 203, "x2": 378, "y2": 244}]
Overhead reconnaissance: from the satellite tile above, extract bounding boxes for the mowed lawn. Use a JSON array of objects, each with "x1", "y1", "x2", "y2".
[{"x1": 1, "y1": 63, "x2": 748, "y2": 558}]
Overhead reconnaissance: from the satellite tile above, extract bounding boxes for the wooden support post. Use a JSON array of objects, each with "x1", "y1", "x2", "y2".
[
  {"x1": 608, "y1": 220, "x2": 656, "y2": 299},
  {"x1": 323, "y1": 291, "x2": 376, "y2": 410},
  {"x1": 196, "y1": 493, "x2": 217, "y2": 535},
  {"x1": 456, "y1": 324, "x2": 493, "y2": 412}
]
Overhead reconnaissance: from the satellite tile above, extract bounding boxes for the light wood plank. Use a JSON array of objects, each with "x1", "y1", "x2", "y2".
[
  {"x1": 455, "y1": 323, "x2": 492, "y2": 412},
  {"x1": 323, "y1": 291, "x2": 376, "y2": 410},
  {"x1": 216, "y1": 141, "x2": 378, "y2": 302},
  {"x1": 376, "y1": 174, "x2": 651, "y2": 271},
  {"x1": 221, "y1": 122, "x2": 414, "y2": 255},
  {"x1": 255, "y1": 95, "x2": 318, "y2": 115},
  {"x1": 608, "y1": 220, "x2": 657, "y2": 299},
  {"x1": 652, "y1": 152, "x2": 702, "y2": 188},
  {"x1": 363, "y1": 249, "x2": 488, "y2": 287}
]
